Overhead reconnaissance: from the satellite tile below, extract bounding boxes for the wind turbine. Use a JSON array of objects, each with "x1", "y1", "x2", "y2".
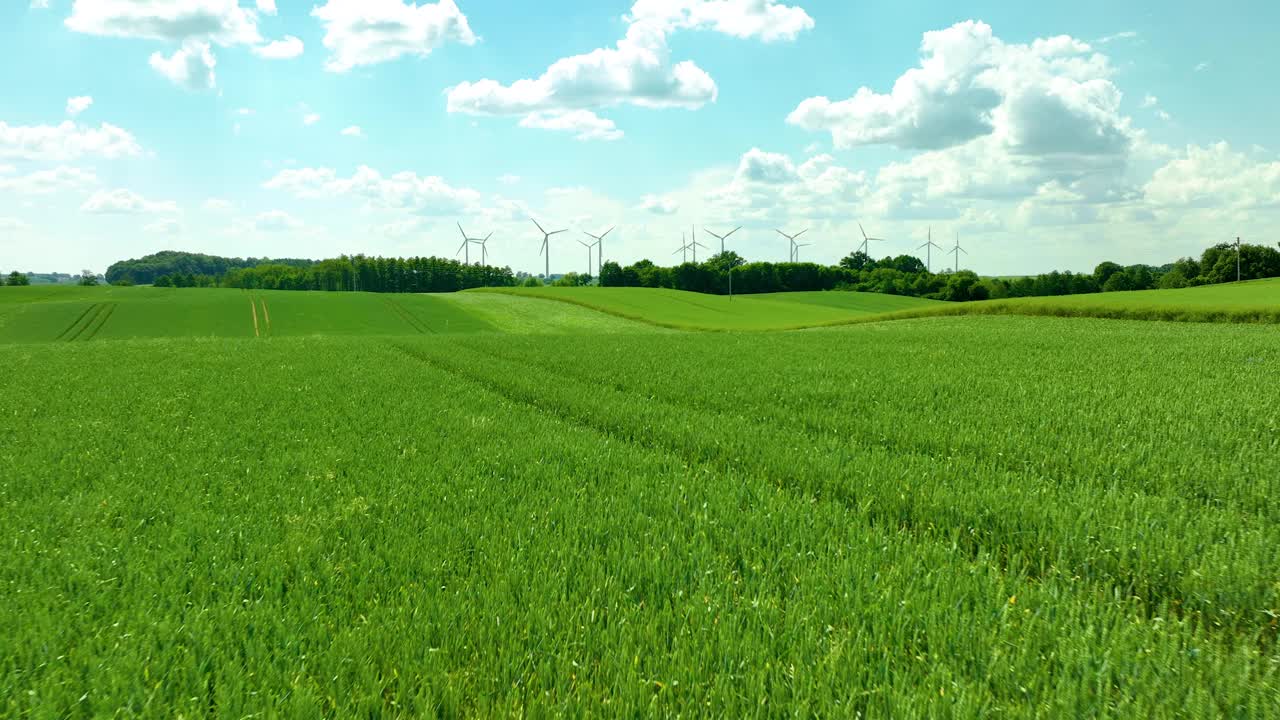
[
  {"x1": 674, "y1": 233, "x2": 691, "y2": 263},
  {"x1": 584, "y1": 227, "x2": 614, "y2": 277},
  {"x1": 531, "y1": 218, "x2": 566, "y2": 279},
  {"x1": 918, "y1": 226, "x2": 943, "y2": 273},
  {"x1": 1233, "y1": 236, "x2": 1242, "y2": 282},
  {"x1": 776, "y1": 228, "x2": 807, "y2": 262},
  {"x1": 704, "y1": 226, "x2": 741, "y2": 255},
  {"x1": 950, "y1": 231, "x2": 968, "y2": 273},
  {"x1": 576, "y1": 238, "x2": 594, "y2": 277},
  {"x1": 456, "y1": 223, "x2": 476, "y2": 265},
  {"x1": 477, "y1": 232, "x2": 493, "y2": 266},
  {"x1": 689, "y1": 232, "x2": 708, "y2": 263},
  {"x1": 858, "y1": 223, "x2": 887, "y2": 256},
  {"x1": 794, "y1": 241, "x2": 812, "y2": 262}
]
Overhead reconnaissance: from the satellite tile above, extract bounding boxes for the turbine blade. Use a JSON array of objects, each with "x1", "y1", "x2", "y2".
[
  {"x1": 775, "y1": 229, "x2": 789, "y2": 239},
  {"x1": 726, "y1": 226, "x2": 741, "y2": 238},
  {"x1": 794, "y1": 229, "x2": 807, "y2": 239},
  {"x1": 531, "y1": 218, "x2": 545, "y2": 234},
  {"x1": 859, "y1": 222, "x2": 868, "y2": 240},
  {"x1": 601, "y1": 226, "x2": 614, "y2": 238},
  {"x1": 458, "y1": 223, "x2": 467, "y2": 239},
  {"x1": 550, "y1": 229, "x2": 567, "y2": 235},
  {"x1": 484, "y1": 232, "x2": 493, "y2": 241}
]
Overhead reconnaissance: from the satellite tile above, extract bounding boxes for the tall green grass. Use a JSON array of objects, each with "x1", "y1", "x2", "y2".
[{"x1": 3, "y1": 316, "x2": 1277, "y2": 716}]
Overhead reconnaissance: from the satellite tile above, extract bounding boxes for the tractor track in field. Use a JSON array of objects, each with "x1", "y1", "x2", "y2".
[
  {"x1": 383, "y1": 297, "x2": 435, "y2": 334},
  {"x1": 57, "y1": 302, "x2": 117, "y2": 341}
]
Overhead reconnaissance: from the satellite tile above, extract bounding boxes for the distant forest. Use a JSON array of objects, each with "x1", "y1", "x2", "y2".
[
  {"x1": 104, "y1": 251, "x2": 315, "y2": 286},
  {"x1": 93, "y1": 240, "x2": 1280, "y2": 301}
]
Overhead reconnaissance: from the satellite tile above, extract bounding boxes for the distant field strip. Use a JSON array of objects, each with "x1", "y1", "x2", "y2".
[{"x1": 843, "y1": 279, "x2": 1280, "y2": 325}]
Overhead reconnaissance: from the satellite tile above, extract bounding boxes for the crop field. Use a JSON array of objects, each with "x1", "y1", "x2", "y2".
[
  {"x1": 479, "y1": 286, "x2": 941, "y2": 330},
  {"x1": 2, "y1": 287, "x2": 1278, "y2": 716},
  {"x1": 880, "y1": 277, "x2": 1280, "y2": 324}
]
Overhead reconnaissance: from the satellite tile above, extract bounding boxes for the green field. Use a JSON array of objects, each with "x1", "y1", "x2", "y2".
[
  {"x1": 478, "y1": 286, "x2": 942, "y2": 330},
  {"x1": 2, "y1": 286, "x2": 1278, "y2": 716},
  {"x1": 874, "y1": 277, "x2": 1280, "y2": 324}
]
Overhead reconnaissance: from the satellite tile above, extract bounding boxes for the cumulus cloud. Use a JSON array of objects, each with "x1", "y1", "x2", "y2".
[
  {"x1": 66, "y1": 96, "x2": 94, "y2": 117},
  {"x1": 65, "y1": 0, "x2": 262, "y2": 46},
  {"x1": 340, "y1": 125, "x2": 363, "y2": 137},
  {"x1": 256, "y1": 0, "x2": 277, "y2": 15},
  {"x1": 1144, "y1": 142, "x2": 1280, "y2": 209},
  {"x1": 254, "y1": 35, "x2": 304, "y2": 60},
  {"x1": 303, "y1": 113, "x2": 321, "y2": 126},
  {"x1": 447, "y1": 0, "x2": 812, "y2": 137},
  {"x1": 0, "y1": 166, "x2": 99, "y2": 195},
  {"x1": 149, "y1": 41, "x2": 217, "y2": 90},
  {"x1": 311, "y1": 0, "x2": 476, "y2": 72},
  {"x1": 264, "y1": 165, "x2": 481, "y2": 215},
  {"x1": 0, "y1": 121, "x2": 142, "y2": 161},
  {"x1": 787, "y1": 20, "x2": 1132, "y2": 159},
  {"x1": 80, "y1": 188, "x2": 179, "y2": 214},
  {"x1": 703, "y1": 148, "x2": 867, "y2": 222},
  {"x1": 626, "y1": 0, "x2": 814, "y2": 41},
  {"x1": 253, "y1": 210, "x2": 303, "y2": 232},
  {"x1": 518, "y1": 110, "x2": 623, "y2": 142}
]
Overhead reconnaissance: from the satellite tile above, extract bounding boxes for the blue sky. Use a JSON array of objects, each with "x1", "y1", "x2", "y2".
[{"x1": 2, "y1": 0, "x2": 1278, "y2": 276}]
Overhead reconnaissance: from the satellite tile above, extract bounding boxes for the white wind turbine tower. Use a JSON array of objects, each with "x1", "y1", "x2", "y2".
[
  {"x1": 584, "y1": 227, "x2": 614, "y2": 277},
  {"x1": 704, "y1": 226, "x2": 741, "y2": 255},
  {"x1": 776, "y1": 228, "x2": 807, "y2": 262},
  {"x1": 918, "y1": 226, "x2": 943, "y2": 273},
  {"x1": 688, "y1": 232, "x2": 708, "y2": 263},
  {"x1": 456, "y1": 223, "x2": 483, "y2": 265},
  {"x1": 950, "y1": 231, "x2": 968, "y2": 273},
  {"x1": 858, "y1": 223, "x2": 887, "y2": 256},
  {"x1": 793, "y1": 240, "x2": 813, "y2": 262},
  {"x1": 674, "y1": 234, "x2": 691, "y2": 264},
  {"x1": 531, "y1": 218, "x2": 566, "y2": 279},
  {"x1": 477, "y1": 232, "x2": 493, "y2": 266},
  {"x1": 576, "y1": 238, "x2": 595, "y2": 277}
]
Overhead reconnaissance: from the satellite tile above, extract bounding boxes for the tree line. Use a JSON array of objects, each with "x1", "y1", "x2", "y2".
[
  {"x1": 597, "y1": 241, "x2": 1280, "y2": 301},
  {"x1": 105, "y1": 250, "x2": 315, "y2": 286}
]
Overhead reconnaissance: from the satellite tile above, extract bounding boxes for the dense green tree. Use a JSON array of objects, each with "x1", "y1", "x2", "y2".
[
  {"x1": 598, "y1": 261, "x2": 624, "y2": 287},
  {"x1": 1093, "y1": 261, "x2": 1123, "y2": 288},
  {"x1": 522, "y1": 276, "x2": 543, "y2": 287},
  {"x1": 78, "y1": 271, "x2": 99, "y2": 286},
  {"x1": 839, "y1": 251, "x2": 874, "y2": 271},
  {"x1": 6, "y1": 271, "x2": 30, "y2": 286}
]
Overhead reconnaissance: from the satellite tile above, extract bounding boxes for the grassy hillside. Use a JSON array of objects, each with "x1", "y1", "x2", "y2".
[
  {"x1": 0, "y1": 286, "x2": 661, "y2": 342},
  {"x1": 477, "y1": 286, "x2": 941, "y2": 330},
  {"x1": 865, "y1": 278, "x2": 1280, "y2": 324},
  {"x1": 4, "y1": 316, "x2": 1277, "y2": 715}
]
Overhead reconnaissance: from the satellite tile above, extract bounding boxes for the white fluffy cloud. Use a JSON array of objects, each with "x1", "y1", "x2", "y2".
[
  {"x1": 254, "y1": 35, "x2": 304, "y2": 60},
  {"x1": 65, "y1": 0, "x2": 262, "y2": 45},
  {"x1": 703, "y1": 148, "x2": 867, "y2": 222},
  {"x1": 264, "y1": 166, "x2": 481, "y2": 215},
  {"x1": 447, "y1": 0, "x2": 812, "y2": 137},
  {"x1": 254, "y1": 210, "x2": 303, "y2": 232},
  {"x1": 303, "y1": 113, "x2": 321, "y2": 126},
  {"x1": 787, "y1": 20, "x2": 1132, "y2": 159},
  {"x1": 0, "y1": 121, "x2": 142, "y2": 161},
  {"x1": 1144, "y1": 142, "x2": 1280, "y2": 209},
  {"x1": 66, "y1": 96, "x2": 94, "y2": 117},
  {"x1": 80, "y1": 188, "x2": 179, "y2": 214},
  {"x1": 626, "y1": 0, "x2": 814, "y2": 42},
  {"x1": 311, "y1": 0, "x2": 476, "y2": 72},
  {"x1": 340, "y1": 125, "x2": 363, "y2": 137},
  {"x1": 149, "y1": 40, "x2": 216, "y2": 90},
  {"x1": 518, "y1": 110, "x2": 623, "y2": 142},
  {"x1": 256, "y1": 0, "x2": 276, "y2": 15},
  {"x1": 0, "y1": 166, "x2": 99, "y2": 195}
]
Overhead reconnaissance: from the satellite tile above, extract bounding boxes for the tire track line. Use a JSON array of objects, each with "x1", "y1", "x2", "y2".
[
  {"x1": 55, "y1": 303, "x2": 99, "y2": 341},
  {"x1": 81, "y1": 302, "x2": 117, "y2": 341}
]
